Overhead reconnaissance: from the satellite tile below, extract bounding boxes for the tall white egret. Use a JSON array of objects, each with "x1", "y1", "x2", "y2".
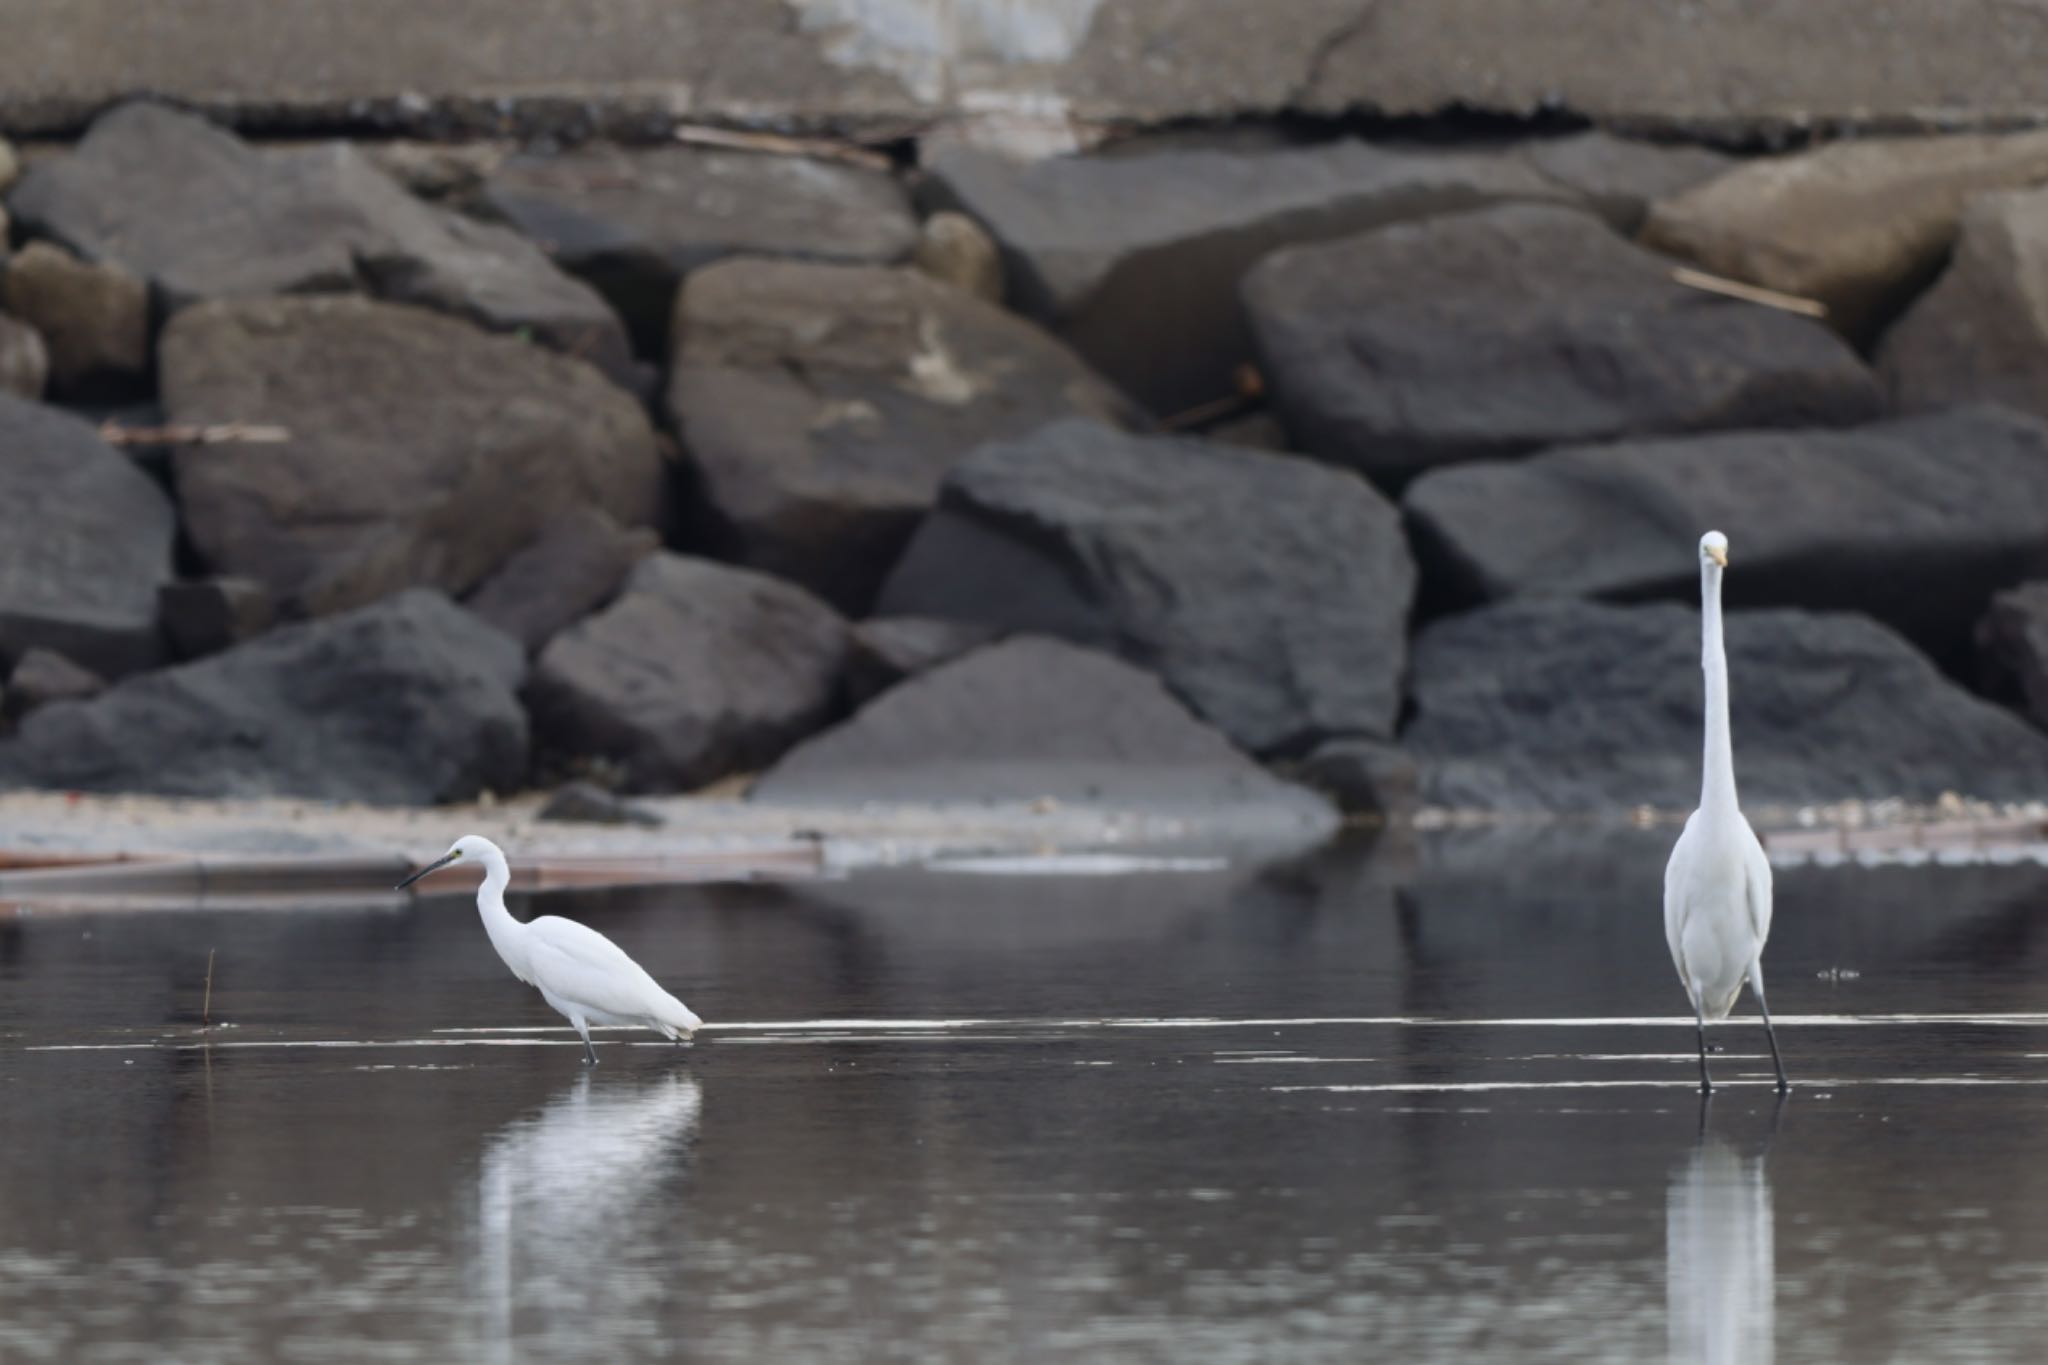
[
  {"x1": 1664, "y1": 531, "x2": 1789, "y2": 1094},
  {"x1": 397, "y1": 835, "x2": 702, "y2": 1065}
]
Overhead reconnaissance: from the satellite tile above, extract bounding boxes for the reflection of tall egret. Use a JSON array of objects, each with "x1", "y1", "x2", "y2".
[
  {"x1": 1667, "y1": 1124, "x2": 1775, "y2": 1365},
  {"x1": 474, "y1": 1073, "x2": 703, "y2": 1360}
]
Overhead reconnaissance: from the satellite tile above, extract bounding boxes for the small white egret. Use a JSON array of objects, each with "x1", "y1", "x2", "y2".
[
  {"x1": 397, "y1": 835, "x2": 702, "y2": 1065},
  {"x1": 1664, "y1": 531, "x2": 1789, "y2": 1094}
]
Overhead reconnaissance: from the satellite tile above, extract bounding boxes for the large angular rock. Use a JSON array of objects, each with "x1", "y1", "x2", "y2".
[
  {"x1": 668, "y1": 259, "x2": 1137, "y2": 612},
  {"x1": 0, "y1": 242, "x2": 149, "y2": 394},
  {"x1": 0, "y1": 393, "x2": 174, "y2": 676},
  {"x1": 1641, "y1": 129, "x2": 2048, "y2": 341},
  {"x1": 160, "y1": 295, "x2": 665, "y2": 617},
  {"x1": 877, "y1": 419, "x2": 1415, "y2": 753},
  {"x1": 753, "y1": 636, "x2": 1336, "y2": 835},
  {"x1": 2, "y1": 648, "x2": 105, "y2": 721},
  {"x1": 0, "y1": 590, "x2": 526, "y2": 803},
  {"x1": 528, "y1": 554, "x2": 848, "y2": 792},
  {"x1": 481, "y1": 143, "x2": 917, "y2": 354},
  {"x1": 157, "y1": 578, "x2": 276, "y2": 661},
  {"x1": 1878, "y1": 188, "x2": 2048, "y2": 420},
  {"x1": 844, "y1": 616, "x2": 1001, "y2": 708},
  {"x1": 1244, "y1": 203, "x2": 1880, "y2": 487},
  {"x1": 1405, "y1": 598, "x2": 2048, "y2": 812},
  {"x1": 920, "y1": 139, "x2": 1579, "y2": 414},
  {"x1": 464, "y1": 506, "x2": 657, "y2": 655},
  {"x1": 6, "y1": 102, "x2": 631, "y2": 379},
  {"x1": 1403, "y1": 405, "x2": 2048, "y2": 666},
  {"x1": 0, "y1": 314, "x2": 46, "y2": 399},
  {"x1": 1975, "y1": 582, "x2": 2048, "y2": 729}
]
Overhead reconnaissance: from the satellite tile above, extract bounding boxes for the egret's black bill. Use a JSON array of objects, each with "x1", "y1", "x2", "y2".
[{"x1": 395, "y1": 851, "x2": 459, "y2": 891}]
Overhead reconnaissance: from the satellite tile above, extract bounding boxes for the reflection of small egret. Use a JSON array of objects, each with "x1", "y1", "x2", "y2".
[
  {"x1": 475, "y1": 1072, "x2": 703, "y2": 1361},
  {"x1": 1667, "y1": 1112, "x2": 1776, "y2": 1365},
  {"x1": 397, "y1": 835, "x2": 702, "y2": 1064},
  {"x1": 1665, "y1": 532, "x2": 1789, "y2": 1094}
]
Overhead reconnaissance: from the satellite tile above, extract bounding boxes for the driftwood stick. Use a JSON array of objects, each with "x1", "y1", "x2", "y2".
[
  {"x1": 100, "y1": 422, "x2": 291, "y2": 446},
  {"x1": 1670, "y1": 266, "x2": 1829, "y2": 319}
]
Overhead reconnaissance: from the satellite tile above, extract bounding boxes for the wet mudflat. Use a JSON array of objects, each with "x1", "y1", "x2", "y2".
[{"x1": 3, "y1": 829, "x2": 2048, "y2": 1363}]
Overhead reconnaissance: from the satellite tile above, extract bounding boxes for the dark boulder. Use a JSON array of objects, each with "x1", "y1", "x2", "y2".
[
  {"x1": 161, "y1": 295, "x2": 665, "y2": 617},
  {"x1": 158, "y1": 577, "x2": 276, "y2": 661},
  {"x1": 845, "y1": 616, "x2": 1002, "y2": 709},
  {"x1": 464, "y1": 507, "x2": 658, "y2": 655},
  {"x1": 1879, "y1": 187, "x2": 2048, "y2": 421},
  {"x1": 1511, "y1": 131, "x2": 1733, "y2": 234},
  {"x1": 0, "y1": 590, "x2": 526, "y2": 803},
  {"x1": 0, "y1": 393, "x2": 174, "y2": 676},
  {"x1": 528, "y1": 554, "x2": 848, "y2": 792},
  {"x1": 667, "y1": 259, "x2": 1136, "y2": 612},
  {"x1": 1403, "y1": 405, "x2": 2048, "y2": 666},
  {"x1": 480, "y1": 142, "x2": 917, "y2": 355},
  {"x1": 3, "y1": 649, "x2": 105, "y2": 721},
  {"x1": 1403, "y1": 598, "x2": 2048, "y2": 812},
  {"x1": 1295, "y1": 738, "x2": 1422, "y2": 819},
  {"x1": 536, "y1": 780, "x2": 664, "y2": 828},
  {"x1": 1244, "y1": 203, "x2": 1880, "y2": 487},
  {"x1": 7, "y1": 101, "x2": 631, "y2": 380},
  {"x1": 920, "y1": 140, "x2": 1577, "y2": 414},
  {"x1": 753, "y1": 635, "x2": 1336, "y2": 836},
  {"x1": 1976, "y1": 581, "x2": 2048, "y2": 729},
  {"x1": 877, "y1": 419, "x2": 1415, "y2": 754}
]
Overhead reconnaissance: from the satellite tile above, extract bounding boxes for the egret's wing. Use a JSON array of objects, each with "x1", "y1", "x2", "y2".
[
  {"x1": 523, "y1": 916, "x2": 673, "y2": 1021},
  {"x1": 1741, "y1": 832, "x2": 1774, "y2": 945}
]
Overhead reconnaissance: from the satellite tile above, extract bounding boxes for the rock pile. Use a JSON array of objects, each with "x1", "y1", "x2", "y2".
[{"x1": 9, "y1": 99, "x2": 2048, "y2": 818}]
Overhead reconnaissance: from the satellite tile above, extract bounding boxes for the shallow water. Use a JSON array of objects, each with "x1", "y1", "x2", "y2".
[{"x1": 4, "y1": 829, "x2": 2048, "y2": 1363}]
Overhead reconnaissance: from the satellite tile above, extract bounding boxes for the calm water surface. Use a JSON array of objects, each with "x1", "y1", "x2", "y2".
[{"x1": 3, "y1": 829, "x2": 2047, "y2": 1363}]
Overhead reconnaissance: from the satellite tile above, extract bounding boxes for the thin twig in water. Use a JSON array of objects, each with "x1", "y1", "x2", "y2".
[
  {"x1": 1670, "y1": 267, "x2": 1828, "y2": 318},
  {"x1": 202, "y1": 949, "x2": 216, "y2": 1028},
  {"x1": 671, "y1": 123, "x2": 895, "y2": 171},
  {"x1": 99, "y1": 422, "x2": 291, "y2": 447}
]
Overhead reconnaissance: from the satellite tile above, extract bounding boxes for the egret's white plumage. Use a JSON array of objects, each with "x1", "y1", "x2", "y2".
[
  {"x1": 398, "y1": 835, "x2": 702, "y2": 1065},
  {"x1": 1664, "y1": 531, "x2": 1789, "y2": 1093}
]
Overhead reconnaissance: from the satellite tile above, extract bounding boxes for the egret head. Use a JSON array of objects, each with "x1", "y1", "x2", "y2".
[
  {"x1": 396, "y1": 834, "x2": 501, "y2": 890},
  {"x1": 1699, "y1": 530, "x2": 1729, "y2": 570}
]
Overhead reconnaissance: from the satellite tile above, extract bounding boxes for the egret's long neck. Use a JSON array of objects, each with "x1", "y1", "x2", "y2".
[
  {"x1": 1700, "y1": 561, "x2": 1739, "y2": 814},
  {"x1": 475, "y1": 850, "x2": 524, "y2": 953}
]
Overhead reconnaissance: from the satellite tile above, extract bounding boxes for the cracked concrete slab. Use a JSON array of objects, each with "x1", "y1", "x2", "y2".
[{"x1": 3, "y1": 1, "x2": 2046, "y2": 141}]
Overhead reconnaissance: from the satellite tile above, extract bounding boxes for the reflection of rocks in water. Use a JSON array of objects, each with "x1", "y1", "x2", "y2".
[
  {"x1": 472, "y1": 1072, "x2": 701, "y2": 1360},
  {"x1": 1667, "y1": 1129, "x2": 1774, "y2": 1365}
]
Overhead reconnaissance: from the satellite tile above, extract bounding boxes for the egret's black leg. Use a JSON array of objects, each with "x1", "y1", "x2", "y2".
[
  {"x1": 1694, "y1": 996, "x2": 1714, "y2": 1095},
  {"x1": 1752, "y1": 963, "x2": 1790, "y2": 1094},
  {"x1": 575, "y1": 1021, "x2": 598, "y2": 1066}
]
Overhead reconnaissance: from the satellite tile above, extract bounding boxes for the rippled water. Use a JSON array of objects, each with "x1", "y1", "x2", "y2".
[{"x1": 4, "y1": 829, "x2": 2048, "y2": 1363}]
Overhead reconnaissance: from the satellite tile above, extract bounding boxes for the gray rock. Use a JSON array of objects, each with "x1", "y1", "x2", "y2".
[
  {"x1": 1975, "y1": 581, "x2": 2048, "y2": 729},
  {"x1": 0, "y1": 313, "x2": 46, "y2": 399},
  {"x1": 528, "y1": 553, "x2": 848, "y2": 792},
  {"x1": 3, "y1": 648, "x2": 105, "y2": 720},
  {"x1": 7, "y1": 102, "x2": 631, "y2": 380},
  {"x1": 1641, "y1": 128, "x2": 2048, "y2": 341},
  {"x1": 921, "y1": 139, "x2": 1577, "y2": 414},
  {"x1": 1879, "y1": 187, "x2": 2048, "y2": 420},
  {"x1": 0, "y1": 590, "x2": 526, "y2": 803},
  {"x1": 464, "y1": 506, "x2": 658, "y2": 655},
  {"x1": 0, "y1": 392, "x2": 174, "y2": 676},
  {"x1": 668, "y1": 259, "x2": 1137, "y2": 612},
  {"x1": 0, "y1": 241, "x2": 150, "y2": 394},
  {"x1": 536, "y1": 779, "x2": 664, "y2": 828},
  {"x1": 160, "y1": 295, "x2": 665, "y2": 617},
  {"x1": 1403, "y1": 405, "x2": 2048, "y2": 666},
  {"x1": 1244, "y1": 203, "x2": 1881, "y2": 487},
  {"x1": 0, "y1": 136, "x2": 16, "y2": 193},
  {"x1": 911, "y1": 211, "x2": 1003, "y2": 302},
  {"x1": 1513, "y1": 131, "x2": 1733, "y2": 234},
  {"x1": 877, "y1": 419, "x2": 1415, "y2": 754},
  {"x1": 845, "y1": 616, "x2": 1002, "y2": 708},
  {"x1": 753, "y1": 635, "x2": 1336, "y2": 836},
  {"x1": 158, "y1": 578, "x2": 276, "y2": 660},
  {"x1": 481, "y1": 142, "x2": 917, "y2": 355},
  {"x1": 1295, "y1": 738, "x2": 1421, "y2": 819},
  {"x1": 1405, "y1": 598, "x2": 2048, "y2": 812}
]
